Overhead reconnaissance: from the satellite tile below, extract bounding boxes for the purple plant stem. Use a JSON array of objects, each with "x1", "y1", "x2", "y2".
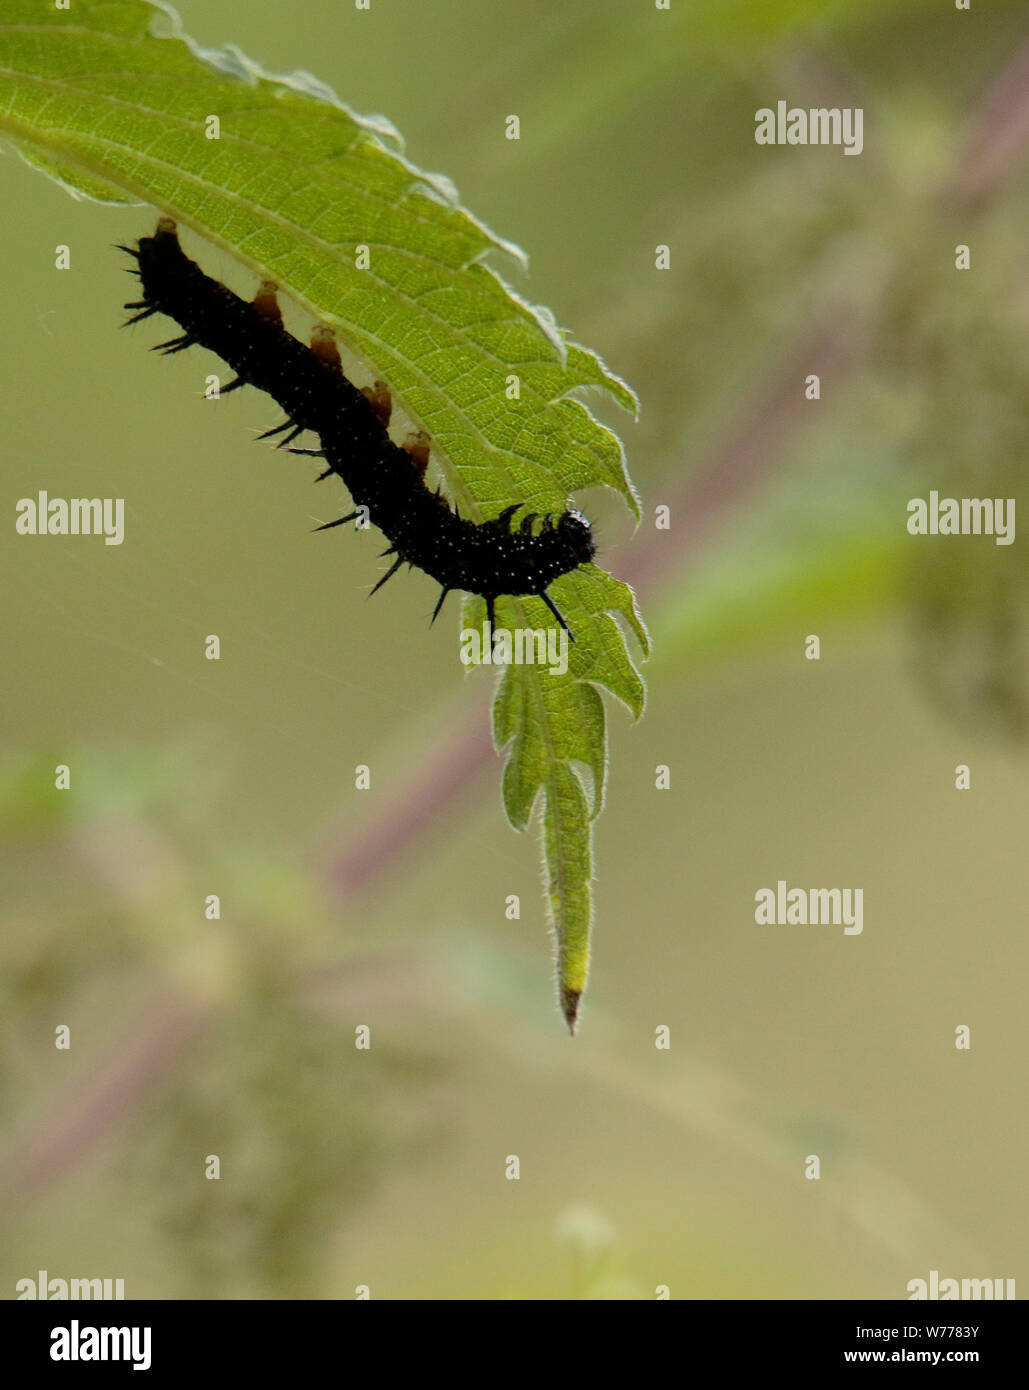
[
  {"x1": 324, "y1": 713, "x2": 497, "y2": 897},
  {"x1": 0, "y1": 990, "x2": 203, "y2": 1215}
]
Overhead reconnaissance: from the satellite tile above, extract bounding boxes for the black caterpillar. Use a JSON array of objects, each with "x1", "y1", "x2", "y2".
[{"x1": 121, "y1": 217, "x2": 595, "y2": 636}]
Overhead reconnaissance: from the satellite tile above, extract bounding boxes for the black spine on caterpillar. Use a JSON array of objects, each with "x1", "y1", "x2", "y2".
[{"x1": 124, "y1": 218, "x2": 596, "y2": 636}]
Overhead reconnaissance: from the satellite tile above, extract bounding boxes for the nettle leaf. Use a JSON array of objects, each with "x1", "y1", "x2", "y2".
[{"x1": 0, "y1": 0, "x2": 648, "y2": 1030}]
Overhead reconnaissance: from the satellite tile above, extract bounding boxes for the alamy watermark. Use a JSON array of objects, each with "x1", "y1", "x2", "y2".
[
  {"x1": 15, "y1": 491, "x2": 125, "y2": 545},
  {"x1": 50, "y1": 1320, "x2": 151, "y2": 1372},
  {"x1": 461, "y1": 622, "x2": 569, "y2": 676},
  {"x1": 907, "y1": 1270, "x2": 1016, "y2": 1300},
  {"x1": 17, "y1": 1269, "x2": 125, "y2": 1299},
  {"x1": 754, "y1": 101, "x2": 864, "y2": 156},
  {"x1": 755, "y1": 880, "x2": 863, "y2": 935},
  {"x1": 907, "y1": 491, "x2": 1015, "y2": 545}
]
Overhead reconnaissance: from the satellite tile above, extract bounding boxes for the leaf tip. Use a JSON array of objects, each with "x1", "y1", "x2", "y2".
[{"x1": 561, "y1": 986, "x2": 582, "y2": 1035}]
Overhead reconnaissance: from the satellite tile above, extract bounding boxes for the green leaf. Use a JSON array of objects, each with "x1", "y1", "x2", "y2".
[
  {"x1": 0, "y1": 0, "x2": 647, "y2": 1029},
  {"x1": 491, "y1": 656, "x2": 602, "y2": 1029}
]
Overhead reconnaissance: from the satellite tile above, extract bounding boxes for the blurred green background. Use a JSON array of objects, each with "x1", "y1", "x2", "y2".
[{"x1": 2, "y1": 0, "x2": 1028, "y2": 1298}]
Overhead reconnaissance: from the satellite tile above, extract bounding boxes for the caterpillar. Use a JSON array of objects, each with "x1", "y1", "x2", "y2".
[{"x1": 121, "y1": 217, "x2": 595, "y2": 636}]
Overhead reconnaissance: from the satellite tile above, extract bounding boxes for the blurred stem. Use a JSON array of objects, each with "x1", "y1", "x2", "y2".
[{"x1": 0, "y1": 988, "x2": 205, "y2": 1214}]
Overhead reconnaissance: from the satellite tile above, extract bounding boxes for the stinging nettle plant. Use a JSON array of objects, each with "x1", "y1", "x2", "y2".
[{"x1": 0, "y1": 0, "x2": 648, "y2": 1032}]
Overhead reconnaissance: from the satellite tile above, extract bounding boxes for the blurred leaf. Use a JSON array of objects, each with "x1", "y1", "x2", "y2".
[
  {"x1": 878, "y1": 223, "x2": 1029, "y2": 736},
  {"x1": 0, "y1": 752, "x2": 74, "y2": 835},
  {"x1": 654, "y1": 522, "x2": 902, "y2": 670}
]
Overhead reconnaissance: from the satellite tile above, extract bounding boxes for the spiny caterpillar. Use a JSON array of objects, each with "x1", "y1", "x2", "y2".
[{"x1": 121, "y1": 218, "x2": 595, "y2": 635}]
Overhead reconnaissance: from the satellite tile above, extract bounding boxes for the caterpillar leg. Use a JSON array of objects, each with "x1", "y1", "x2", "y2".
[
  {"x1": 402, "y1": 430, "x2": 431, "y2": 477},
  {"x1": 310, "y1": 325, "x2": 343, "y2": 374},
  {"x1": 252, "y1": 281, "x2": 283, "y2": 326},
  {"x1": 538, "y1": 589, "x2": 575, "y2": 643},
  {"x1": 361, "y1": 380, "x2": 393, "y2": 428}
]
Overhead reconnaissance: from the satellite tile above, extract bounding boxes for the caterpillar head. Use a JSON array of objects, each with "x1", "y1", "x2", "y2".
[{"x1": 556, "y1": 508, "x2": 596, "y2": 568}]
